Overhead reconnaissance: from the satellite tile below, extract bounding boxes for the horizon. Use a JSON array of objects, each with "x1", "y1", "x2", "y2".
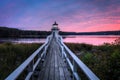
[
  {"x1": 0, "y1": 0, "x2": 120, "y2": 32},
  {"x1": 1, "y1": 26, "x2": 120, "y2": 33}
]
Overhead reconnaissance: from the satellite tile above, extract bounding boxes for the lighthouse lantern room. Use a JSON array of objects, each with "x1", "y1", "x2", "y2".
[{"x1": 51, "y1": 21, "x2": 59, "y2": 37}]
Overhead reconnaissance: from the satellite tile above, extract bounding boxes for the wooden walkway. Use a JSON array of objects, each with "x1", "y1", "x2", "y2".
[
  {"x1": 37, "y1": 38, "x2": 72, "y2": 80},
  {"x1": 5, "y1": 23, "x2": 100, "y2": 80}
]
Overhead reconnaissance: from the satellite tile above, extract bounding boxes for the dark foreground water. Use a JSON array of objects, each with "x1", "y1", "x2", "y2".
[{"x1": 0, "y1": 35, "x2": 120, "y2": 45}]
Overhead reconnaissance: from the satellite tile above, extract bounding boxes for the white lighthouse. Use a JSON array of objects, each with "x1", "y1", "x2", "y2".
[{"x1": 51, "y1": 21, "x2": 59, "y2": 38}]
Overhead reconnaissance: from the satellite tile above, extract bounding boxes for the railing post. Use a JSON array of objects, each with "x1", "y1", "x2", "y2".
[
  {"x1": 27, "y1": 60, "x2": 34, "y2": 80},
  {"x1": 42, "y1": 46, "x2": 46, "y2": 62},
  {"x1": 73, "y1": 60, "x2": 76, "y2": 80},
  {"x1": 61, "y1": 46, "x2": 64, "y2": 58},
  {"x1": 72, "y1": 58, "x2": 80, "y2": 80},
  {"x1": 44, "y1": 46, "x2": 47, "y2": 57},
  {"x1": 28, "y1": 60, "x2": 34, "y2": 72},
  {"x1": 73, "y1": 60, "x2": 77, "y2": 72}
]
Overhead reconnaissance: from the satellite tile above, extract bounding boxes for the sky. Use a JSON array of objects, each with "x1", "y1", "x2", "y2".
[{"x1": 0, "y1": 0, "x2": 120, "y2": 32}]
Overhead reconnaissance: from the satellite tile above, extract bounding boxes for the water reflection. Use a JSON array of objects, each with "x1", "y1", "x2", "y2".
[
  {"x1": 0, "y1": 38, "x2": 45, "y2": 43},
  {"x1": 0, "y1": 35, "x2": 120, "y2": 45},
  {"x1": 63, "y1": 35, "x2": 120, "y2": 45}
]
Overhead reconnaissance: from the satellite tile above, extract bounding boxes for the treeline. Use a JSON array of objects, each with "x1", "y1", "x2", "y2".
[
  {"x1": 0, "y1": 27, "x2": 51, "y2": 38},
  {"x1": 0, "y1": 27, "x2": 120, "y2": 38},
  {"x1": 60, "y1": 31, "x2": 120, "y2": 35},
  {"x1": 76, "y1": 30, "x2": 120, "y2": 35}
]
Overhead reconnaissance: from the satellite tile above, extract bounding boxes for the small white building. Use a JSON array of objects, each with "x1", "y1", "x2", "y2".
[{"x1": 51, "y1": 21, "x2": 59, "y2": 38}]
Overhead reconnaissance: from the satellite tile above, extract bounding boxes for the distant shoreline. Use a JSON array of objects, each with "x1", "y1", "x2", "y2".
[
  {"x1": 0, "y1": 34, "x2": 120, "y2": 38},
  {"x1": 0, "y1": 27, "x2": 120, "y2": 38}
]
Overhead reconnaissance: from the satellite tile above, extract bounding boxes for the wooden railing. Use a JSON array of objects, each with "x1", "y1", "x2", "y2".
[
  {"x1": 6, "y1": 33, "x2": 100, "y2": 80},
  {"x1": 56, "y1": 35, "x2": 100, "y2": 80},
  {"x1": 5, "y1": 35, "x2": 52, "y2": 80}
]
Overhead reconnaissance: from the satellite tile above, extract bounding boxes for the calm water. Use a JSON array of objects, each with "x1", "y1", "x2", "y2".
[
  {"x1": 0, "y1": 35, "x2": 120, "y2": 45},
  {"x1": 63, "y1": 35, "x2": 120, "y2": 45},
  {"x1": 0, "y1": 38, "x2": 45, "y2": 43}
]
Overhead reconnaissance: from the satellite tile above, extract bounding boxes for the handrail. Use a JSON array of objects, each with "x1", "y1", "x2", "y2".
[
  {"x1": 5, "y1": 35, "x2": 51, "y2": 80},
  {"x1": 5, "y1": 33, "x2": 100, "y2": 80},
  {"x1": 57, "y1": 35, "x2": 100, "y2": 80}
]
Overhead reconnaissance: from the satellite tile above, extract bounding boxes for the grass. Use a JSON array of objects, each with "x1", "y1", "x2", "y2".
[
  {"x1": 65, "y1": 38, "x2": 120, "y2": 80},
  {"x1": 0, "y1": 42, "x2": 42, "y2": 80}
]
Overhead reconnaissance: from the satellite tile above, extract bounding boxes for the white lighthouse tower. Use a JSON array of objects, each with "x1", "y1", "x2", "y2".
[{"x1": 51, "y1": 21, "x2": 59, "y2": 38}]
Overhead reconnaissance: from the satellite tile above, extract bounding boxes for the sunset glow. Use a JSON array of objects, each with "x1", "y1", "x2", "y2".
[{"x1": 0, "y1": 0, "x2": 120, "y2": 32}]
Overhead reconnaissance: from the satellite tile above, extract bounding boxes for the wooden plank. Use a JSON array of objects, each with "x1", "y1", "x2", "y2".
[
  {"x1": 55, "y1": 50, "x2": 60, "y2": 80},
  {"x1": 55, "y1": 67, "x2": 60, "y2": 80},
  {"x1": 57, "y1": 53, "x2": 62, "y2": 67},
  {"x1": 43, "y1": 68, "x2": 49, "y2": 80},
  {"x1": 59, "y1": 67, "x2": 65, "y2": 80},
  {"x1": 63, "y1": 67, "x2": 72, "y2": 80},
  {"x1": 37, "y1": 38, "x2": 72, "y2": 80},
  {"x1": 55, "y1": 51, "x2": 58, "y2": 68},
  {"x1": 49, "y1": 67, "x2": 54, "y2": 80}
]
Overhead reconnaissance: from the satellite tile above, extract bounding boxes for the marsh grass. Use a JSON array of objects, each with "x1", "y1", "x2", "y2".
[
  {"x1": 0, "y1": 42, "x2": 42, "y2": 80},
  {"x1": 66, "y1": 38, "x2": 120, "y2": 80}
]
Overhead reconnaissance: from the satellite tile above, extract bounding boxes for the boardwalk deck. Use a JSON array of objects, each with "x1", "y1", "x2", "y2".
[
  {"x1": 5, "y1": 22, "x2": 99, "y2": 80},
  {"x1": 37, "y1": 38, "x2": 72, "y2": 80}
]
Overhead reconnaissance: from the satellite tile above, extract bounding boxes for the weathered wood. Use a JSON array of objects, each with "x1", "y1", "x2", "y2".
[
  {"x1": 54, "y1": 50, "x2": 60, "y2": 80},
  {"x1": 43, "y1": 68, "x2": 49, "y2": 80},
  {"x1": 59, "y1": 67, "x2": 65, "y2": 80},
  {"x1": 37, "y1": 38, "x2": 72, "y2": 80},
  {"x1": 55, "y1": 68, "x2": 59, "y2": 80},
  {"x1": 63, "y1": 67, "x2": 72, "y2": 80}
]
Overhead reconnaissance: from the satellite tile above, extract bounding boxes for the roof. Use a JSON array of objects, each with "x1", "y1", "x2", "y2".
[{"x1": 53, "y1": 21, "x2": 58, "y2": 25}]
